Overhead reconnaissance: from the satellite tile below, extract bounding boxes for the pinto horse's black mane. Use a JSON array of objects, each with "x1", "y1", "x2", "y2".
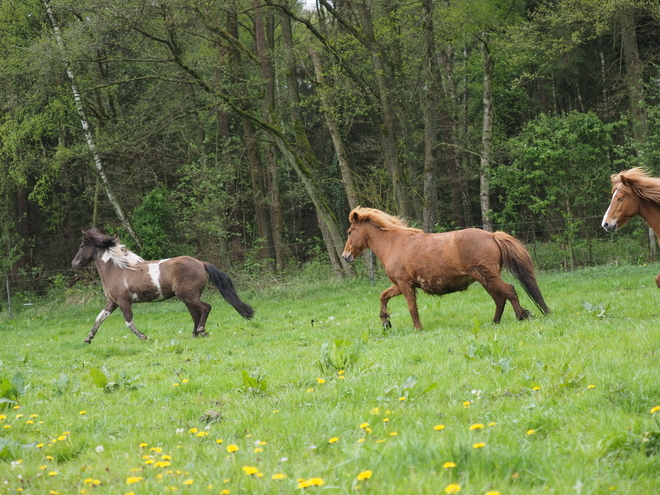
[{"x1": 83, "y1": 228, "x2": 144, "y2": 268}]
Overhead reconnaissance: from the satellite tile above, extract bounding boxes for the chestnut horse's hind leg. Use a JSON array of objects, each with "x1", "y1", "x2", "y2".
[
  {"x1": 184, "y1": 300, "x2": 212, "y2": 337},
  {"x1": 85, "y1": 299, "x2": 118, "y2": 343},
  {"x1": 469, "y1": 265, "x2": 530, "y2": 323},
  {"x1": 379, "y1": 285, "x2": 402, "y2": 328}
]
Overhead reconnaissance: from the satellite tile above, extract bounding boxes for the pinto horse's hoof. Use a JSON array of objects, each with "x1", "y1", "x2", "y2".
[
  {"x1": 193, "y1": 331, "x2": 209, "y2": 338},
  {"x1": 84, "y1": 339, "x2": 92, "y2": 344},
  {"x1": 517, "y1": 310, "x2": 532, "y2": 321},
  {"x1": 382, "y1": 320, "x2": 392, "y2": 329}
]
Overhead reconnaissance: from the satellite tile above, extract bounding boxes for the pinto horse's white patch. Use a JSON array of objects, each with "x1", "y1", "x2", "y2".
[{"x1": 148, "y1": 263, "x2": 164, "y2": 299}]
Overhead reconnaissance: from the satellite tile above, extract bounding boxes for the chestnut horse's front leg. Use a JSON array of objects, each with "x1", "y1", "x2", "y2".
[
  {"x1": 85, "y1": 299, "x2": 118, "y2": 344},
  {"x1": 379, "y1": 284, "x2": 402, "y2": 329}
]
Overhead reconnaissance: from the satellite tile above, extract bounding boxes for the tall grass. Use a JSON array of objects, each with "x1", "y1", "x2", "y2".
[{"x1": 1, "y1": 264, "x2": 660, "y2": 493}]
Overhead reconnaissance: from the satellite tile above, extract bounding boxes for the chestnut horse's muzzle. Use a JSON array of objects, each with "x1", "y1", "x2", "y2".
[
  {"x1": 342, "y1": 252, "x2": 354, "y2": 263},
  {"x1": 601, "y1": 220, "x2": 617, "y2": 232}
]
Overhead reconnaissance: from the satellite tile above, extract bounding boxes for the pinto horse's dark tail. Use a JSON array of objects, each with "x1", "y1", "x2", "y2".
[
  {"x1": 204, "y1": 263, "x2": 255, "y2": 320},
  {"x1": 493, "y1": 232, "x2": 550, "y2": 316}
]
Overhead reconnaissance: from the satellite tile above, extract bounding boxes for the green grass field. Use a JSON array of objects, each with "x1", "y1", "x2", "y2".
[{"x1": 1, "y1": 263, "x2": 660, "y2": 494}]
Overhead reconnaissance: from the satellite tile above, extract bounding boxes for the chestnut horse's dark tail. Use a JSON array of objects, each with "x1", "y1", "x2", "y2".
[
  {"x1": 203, "y1": 263, "x2": 255, "y2": 320},
  {"x1": 493, "y1": 232, "x2": 550, "y2": 315}
]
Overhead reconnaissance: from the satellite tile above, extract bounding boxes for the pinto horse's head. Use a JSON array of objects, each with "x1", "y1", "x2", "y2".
[
  {"x1": 602, "y1": 168, "x2": 654, "y2": 233},
  {"x1": 71, "y1": 229, "x2": 118, "y2": 269}
]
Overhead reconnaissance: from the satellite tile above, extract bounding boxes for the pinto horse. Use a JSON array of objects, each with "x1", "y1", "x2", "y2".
[
  {"x1": 71, "y1": 228, "x2": 254, "y2": 343},
  {"x1": 341, "y1": 207, "x2": 549, "y2": 329},
  {"x1": 602, "y1": 167, "x2": 660, "y2": 286}
]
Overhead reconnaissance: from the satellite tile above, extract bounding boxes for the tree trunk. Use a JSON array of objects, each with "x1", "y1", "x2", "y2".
[
  {"x1": 421, "y1": 0, "x2": 438, "y2": 233},
  {"x1": 479, "y1": 33, "x2": 493, "y2": 232},
  {"x1": 309, "y1": 49, "x2": 359, "y2": 210},
  {"x1": 227, "y1": 4, "x2": 275, "y2": 267},
  {"x1": 43, "y1": 0, "x2": 141, "y2": 249},
  {"x1": 254, "y1": 0, "x2": 286, "y2": 272},
  {"x1": 621, "y1": 12, "x2": 647, "y2": 143},
  {"x1": 354, "y1": 0, "x2": 410, "y2": 217},
  {"x1": 281, "y1": 12, "x2": 354, "y2": 276}
]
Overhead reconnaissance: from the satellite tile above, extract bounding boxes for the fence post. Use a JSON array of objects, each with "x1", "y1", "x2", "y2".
[{"x1": 6, "y1": 274, "x2": 12, "y2": 320}]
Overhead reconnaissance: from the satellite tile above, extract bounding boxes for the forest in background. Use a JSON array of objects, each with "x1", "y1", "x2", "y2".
[{"x1": 1, "y1": 0, "x2": 660, "y2": 278}]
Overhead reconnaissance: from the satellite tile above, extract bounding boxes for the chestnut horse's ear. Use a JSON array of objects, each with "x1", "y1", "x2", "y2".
[
  {"x1": 349, "y1": 211, "x2": 360, "y2": 223},
  {"x1": 619, "y1": 173, "x2": 631, "y2": 187}
]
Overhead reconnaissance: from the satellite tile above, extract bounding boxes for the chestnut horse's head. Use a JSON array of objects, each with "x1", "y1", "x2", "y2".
[
  {"x1": 602, "y1": 168, "x2": 660, "y2": 232},
  {"x1": 342, "y1": 207, "x2": 411, "y2": 262},
  {"x1": 71, "y1": 229, "x2": 118, "y2": 269}
]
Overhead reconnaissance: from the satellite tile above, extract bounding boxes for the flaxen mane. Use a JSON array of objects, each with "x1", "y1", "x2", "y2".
[
  {"x1": 612, "y1": 168, "x2": 660, "y2": 205},
  {"x1": 85, "y1": 229, "x2": 144, "y2": 269},
  {"x1": 350, "y1": 207, "x2": 421, "y2": 232}
]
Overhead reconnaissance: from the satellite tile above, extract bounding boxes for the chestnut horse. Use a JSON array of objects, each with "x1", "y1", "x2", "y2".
[
  {"x1": 602, "y1": 167, "x2": 660, "y2": 287},
  {"x1": 341, "y1": 207, "x2": 549, "y2": 329},
  {"x1": 71, "y1": 228, "x2": 254, "y2": 343}
]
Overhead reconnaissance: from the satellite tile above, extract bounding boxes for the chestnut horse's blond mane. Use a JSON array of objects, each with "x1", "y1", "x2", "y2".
[
  {"x1": 612, "y1": 168, "x2": 660, "y2": 205},
  {"x1": 350, "y1": 207, "x2": 421, "y2": 232}
]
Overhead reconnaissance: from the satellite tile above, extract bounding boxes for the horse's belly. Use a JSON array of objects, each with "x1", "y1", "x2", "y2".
[{"x1": 416, "y1": 275, "x2": 474, "y2": 295}]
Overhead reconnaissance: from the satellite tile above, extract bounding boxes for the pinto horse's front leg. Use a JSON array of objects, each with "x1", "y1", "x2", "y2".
[
  {"x1": 117, "y1": 300, "x2": 148, "y2": 341},
  {"x1": 85, "y1": 299, "x2": 118, "y2": 344}
]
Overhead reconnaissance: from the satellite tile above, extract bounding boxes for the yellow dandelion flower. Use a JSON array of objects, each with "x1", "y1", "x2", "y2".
[
  {"x1": 527, "y1": 429, "x2": 536, "y2": 435},
  {"x1": 443, "y1": 462, "x2": 456, "y2": 468},
  {"x1": 488, "y1": 422, "x2": 497, "y2": 427},
  {"x1": 216, "y1": 439, "x2": 223, "y2": 444},
  {"x1": 258, "y1": 441, "x2": 267, "y2": 445},
  {"x1": 316, "y1": 378, "x2": 325, "y2": 384},
  {"x1": 389, "y1": 432, "x2": 397, "y2": 436},
  {"x1": 221, "y1": 490, "x2": 230, "y2": 495},
  {"x1": 242, "y1": 466, "x2": 259, "y2": 475},
  {"x1": 360, "y1": 422, "x2": 369, "y2": 429},
  {"x1": 189, "y1": 428, "x2": 198, "y2": 434},
  {"x1": 254, "y1": 448, "x2": 263, "y2": 453},
  {"x1": 532, "y1": 386, "x2": 540, "y2": 391},
  {"x1": 445, "y1": 483, "x2": 461, "y2": 494},
  {"x1": 49, "y1": 491, "x2": 58, "y2": 495},
  {"x1": 469, "y1": 423, "x2": 484, "y2": 430},
  {"x1": 30, "y1": 414, "x2": 38, "y2": 418},
  {"x1": 48, "y1": 471, "x2": 59, "y2": 476},
  {"x1": 226, "y1": 444, "x2": 239, "y2": 453},
  {"x1": 308, "y1": 478, "x2": 324, "y2": 486},
  {"x1": 58, "y1": 435, "x2": 67, "y2": 441},
  {"x1": 651, "y1": 405, "x2": 660, "y2": 414},
  {"x1": 338, "y1": 375, "x2": 346, "y2": 380},
  {"x1": 473, "y1": 442, "x2": 486, "y2": 449},
  {"x1": 25, "y1": 420, "x2": 33, "y2": 424},
  {"x1": 358, "y1": 438, "x2": 365, "y2": 443},
  {"x1": 150, "y1": 447, "x2": 163, "y2": 453},
  {"x1": 307, "y1": 388, "x2": 314, "y2": 393},
  {"x1": 36, "y1": 443, "x2": 44, "y2": 448},
  {"x1": 486, "y1": 491, "x2": 501, "y2": 495},
  {"x1": 338, "y1": 370, "x2": 345, "y2": 375},
  {"x1": 154, "y1": 461, "x2": 171, "y2": 468},
  {"x1": 371, "y1": 407, "x2": 380, "y2": 415},
  {"x1": 196, "y1": 431, "x2": 208, "y2": 437},
  {"x1": 357, "y1": 470, "x2": 372, "y2": 481},
  {"x1": 383, "y1": 417, "x2": 389, "y2": 423},
  {"x1": 273, "y1": 410, "x2": 279, "y2": 413},
  {"x1": 463, "y1": 401, "x2": 471, "y2": 408},
  {"x1": 434, "y1": 424, "x2": 445, "y2": 431},
  {"x1": 398, "y1": 397, "x2": 406, "y2": 401},
  {"x1": 329, "y1": 437, "x2": 339, "y2": 443},
  {"x1": 139, "y1": 443, "x2": 148, "y2": 448},
  {"x1": 4, "y1": 425, "x2": 11, "y2": 429},
  {"x1": 587, "y1": 384, "x2": 595, "y2": 389},
  {"x1": 161, "y1": 455, "x2": 171, "y2": 460},
  {"x1": 0, "y1": 415, "x2": 5, "y2": 420},
  {"x1": 182, "y1": 379, "x2": 189, "y2": 383},
  {"x1": 173, "y1": 383, "x2": 179, "y2": 387},
  {"x1": 79, "y1": 411, "x2": 87, "y2": 415},
  {"x1": 15, "y1": 414, "x2": 23, "y2": 419},
  {"x1": 272, "y1": 473, "x2": 287, "y2": 480},
  {"x1": 183, "y1": 479, "x2": 193, "y2": 485}
]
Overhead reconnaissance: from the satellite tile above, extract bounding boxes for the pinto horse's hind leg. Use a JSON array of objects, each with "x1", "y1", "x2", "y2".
[
  {"x1": 85, "y1": 299, "x2": 118, "y2": 343},
  {"x1": 184, "y1": 300, "x2": 212, "y2": 337},
  {"x1": 470, "y1": 265, "x2": 530, "y2": 323}
]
